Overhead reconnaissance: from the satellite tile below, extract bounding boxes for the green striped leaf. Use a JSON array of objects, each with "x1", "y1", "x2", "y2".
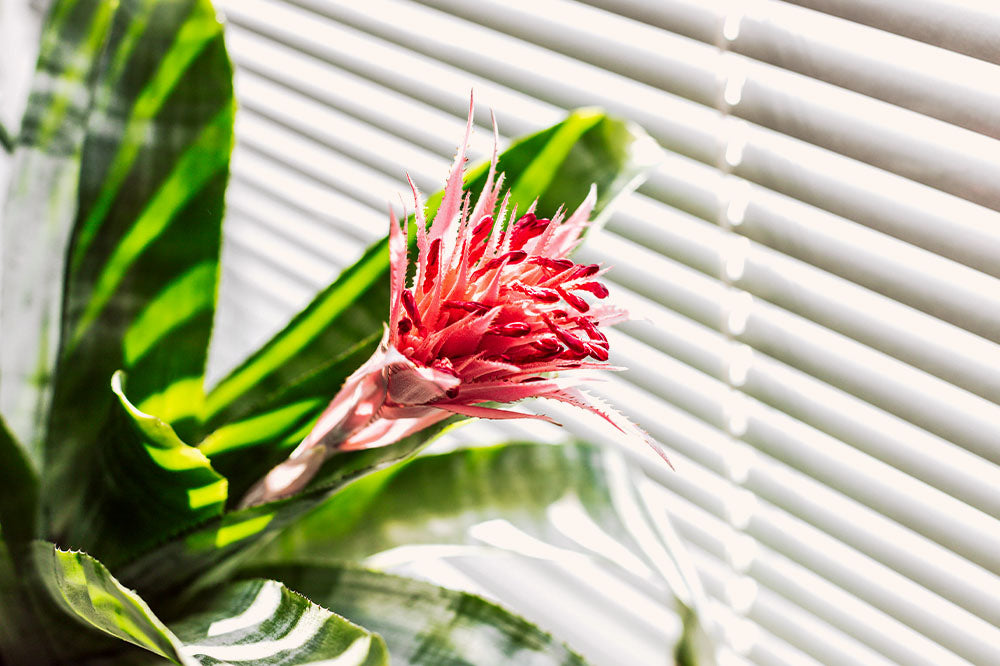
[
  {"x1": 0, "y1": 122, "x2": 13, "y2": 153},
  {"x1": 172, "y1": 578, "x2": 389, "y2": 666},
  {"x1": 195, "y1": 111, "x2": 661, "y2": 497},
  {"x1": 29, "y1": 0, "x2": 235, "y2": 541},
  {"x1": 1, "y1": 537, "x2": 120, "y2": 665},
  {"x1": 256, "y1": 442, "x2": 686, "y2": 592},
  {"x1": 55, "y1": 372, "x2": 228, "y2": 568},
  {"x1": 0, "y1": 0, "x2": 119, "y2": 467},
  {"x1": 33, "y1": 542, "x2": 389, "y2": 665},
  {"x1": 257, "y1": 442, "x2": 717, "y2": 666},
  {"x1": 117, "y1": 419, "x2": 459, "y2": 598},
  {"x1": 241, "y1": 563, "x2": 587, "y2": 666},
  {"x1": 258, "y1": 442, "x2": 635, "y2": 567},
  {"x1": 35, "y1": 542, "x2": 187, "y2": 662}
]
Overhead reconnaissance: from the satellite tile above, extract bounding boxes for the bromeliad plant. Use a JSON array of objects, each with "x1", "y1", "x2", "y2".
[
  {"x1": 243, "y1": 102, "x2": 671, "y2": 508},
  {"x1": 0, "y1": 1, "x2": 712, "y2": 665}
]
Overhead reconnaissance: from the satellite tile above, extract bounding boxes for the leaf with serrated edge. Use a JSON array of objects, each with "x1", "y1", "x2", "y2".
[
  {"x1": 241, "y1": 562, "x2": 586, "y2": 666},
  {"x1": 118, "y1": 419, "x2": 461, "y2": 598},
  {"x1": 54, "y1": 372, "x2": 229, "y2": 568},
  {"x1": 33, "y1": 542, "x2": 388, "y2": 666}
]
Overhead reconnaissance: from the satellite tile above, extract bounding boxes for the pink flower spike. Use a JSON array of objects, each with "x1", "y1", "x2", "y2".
[{"x1": 240, "y1": 93, "x2": 665, "y2": 508}]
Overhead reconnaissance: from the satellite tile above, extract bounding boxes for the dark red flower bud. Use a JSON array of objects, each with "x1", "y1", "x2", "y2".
[
  {"x1": 553, "y1": 327, "x2": 587, "y2": 354},
  {"x1": 402, "y1": 289, "x2": 422, "y2": 327},
  {"x1": 489, "y1": 322, "x2": 532, "y2": 337},
  {"x1": 587, "y1": 343, "x2": 609, "y2": 361},
  {"x1": 529, "y1": 256, "x2": 574, "y2": 272},
  {"x1": 576, "y1": 281, "x2": 609, "y2": 298},
  {"x1": 568, "y1": 264, "x2": 600, "y2": 280},
  {"x1": 473, "y1": 250, "x2": 528, "y2": 279},
  {"x1": 558, "y1": 287, "x2": 590, "y2": 313},
  {"x1": 443, "y1": 300, "x2": 491, "y2": 314},
  {"x1": 531, "y1": 336, "x2": 562, "y2": 353},
  {"x1": 512, "y1": 283, "x2": 561, "y2": 303},
  {"x1": 422, "y1": 238, "x2": 441, "y2": 292},
  {"x1": 472, "y1": 215, "x2": 494, "y2": 238},
  {"x1": 510, "y1": 214, "x2": 550, "y2": 249}
]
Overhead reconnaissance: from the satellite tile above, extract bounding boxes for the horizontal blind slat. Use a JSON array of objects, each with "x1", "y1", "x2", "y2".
[
  {"x1": 608, "y1": 193, "x2": 1000, "y2": 406},
  {"x1": 691, "y1": 470, "x2": 995, "y2": 666},
  {"x1": 581, "y1": 394, "x2": 1000, "y2": 664},
  {"x1": 579, "y1": 0, "x2": 722, "y2": 44},
  {"x1": 234, "y1": 115, "x2": 407, "y2": 216},
  {"x1": 662, "y1": 123, "x2": 1000, "y2": 280},
  {"x1": 732, "y1": 63, "x2": 1000, "y2": 211},
  {"x1": 579, "y1": 0, "x2": 1000, "y2": 139},
  {"x1": 223, "y1": 210, "x2": 336, "y2": 290},
  {"x1": 414, "y1": 0, "x2": 724, "y2": 109},
  {"x1": 784, "y1": 0, "x2": 1000, "y2": 65},
  {"x1": 690, "y1": 547, "x2": 903, "y2": 666},
  {"x1": 733, "y1": 1, "x2": 1000, "y2": 139},
  {"x1": 580, "y1": 360, "x2": 1000, "y2": 603},
  {"x1": 747, "y1": 530, "x2": 982, "y2": 666},
  {"x1": 226, "y1": 26, "x2": 500, "y2": 159},
  {"x1": 744, "y1": 464, "x2": 1000, "y2": 638},
  {"x1": 580, "y1": 235, "x2": 1000, "y2": 464},
  {"x1": 651, "y1": 498, "x2": 809, "y2": 666},
  {"x1": 283, "y1": 0, "x2": 725, "y2": 162},
  {"x1": 741, "y1": 297, "x2": 1000, "y2": 465},
  {"x1": 235, "y1": 70, "x2": 451, "y2": 194},
  {"x1": 600, "y1": 336, "x2": 1000, "y2": 576},
  {"x1": 739, "y1": 243, "x2": 1000, "y2": 406},
  {"x1": 608, "y1": 278, "x2": 1000, "y2": 525},
  {"x1": 742, "y1": 352, "x2": 1000, "y2": 522},
  {"x1": 231, "y1": 0, "x2": 1000, "y2": 280},
  {"x1": 740, "y1": 187, "x2": 1000, "y2": 344},
  {"x1": 581, "y1": 237, "x2": 728, "y2": 330},
  {"x1": 550, "y1": 402, "x2": 992, "y2": 666},
  {"x1": 222, "y1": 0, "x2": 564, "y2": 136},
  {"x1": 225, "y1": 177, "x2": 369, "y2": 265},
  {"x1": 419, "y1": 0, "x2": 1000, "y2": 210},
  {"x1": 227, "y1": 165, "x2": 380, "y2": 247}
]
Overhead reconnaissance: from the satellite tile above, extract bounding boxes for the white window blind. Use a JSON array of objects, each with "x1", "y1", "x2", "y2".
[{"x1": 209, "y1": 1, "x2": 1000, "y2": 665}]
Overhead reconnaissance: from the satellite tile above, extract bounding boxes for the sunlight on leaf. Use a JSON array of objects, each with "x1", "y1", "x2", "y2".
[
  {"x1": 241, "y1": 562, "x2": 586, "y2": 666},
  {"x1": 34, "y1": 542, "x2": 389, "y2": 665}
]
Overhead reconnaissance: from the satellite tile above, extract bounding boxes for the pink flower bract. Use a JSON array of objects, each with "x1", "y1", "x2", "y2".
[{"x1": 241, "y1": 97, "x2": 668, "y2": 507}]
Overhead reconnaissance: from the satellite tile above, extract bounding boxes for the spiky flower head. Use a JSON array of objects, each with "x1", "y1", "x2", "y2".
[{"x1": 242, "y1": 96, "x2": 666, "y2": 507}]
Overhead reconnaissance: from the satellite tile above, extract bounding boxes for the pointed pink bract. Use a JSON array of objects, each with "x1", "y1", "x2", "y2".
[{"x1": 240, "y1": 95, "x2": 667, "y2": 507}]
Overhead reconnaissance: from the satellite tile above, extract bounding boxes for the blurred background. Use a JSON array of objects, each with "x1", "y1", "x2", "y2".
[{"x1": 4, "y1": 1, "x2": 1000, "y2": 665}]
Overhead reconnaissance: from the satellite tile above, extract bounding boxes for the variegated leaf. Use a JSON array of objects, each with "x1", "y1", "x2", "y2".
[
  {"x1": 241, "y1": 562, "x2": 587, "y2": 666},
  {"x1": 21, "y1": 0, "x2": 236, "y2": 543},
  {"x1": 33, "y1": 542, "x2": 388, "y2": 666}
]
